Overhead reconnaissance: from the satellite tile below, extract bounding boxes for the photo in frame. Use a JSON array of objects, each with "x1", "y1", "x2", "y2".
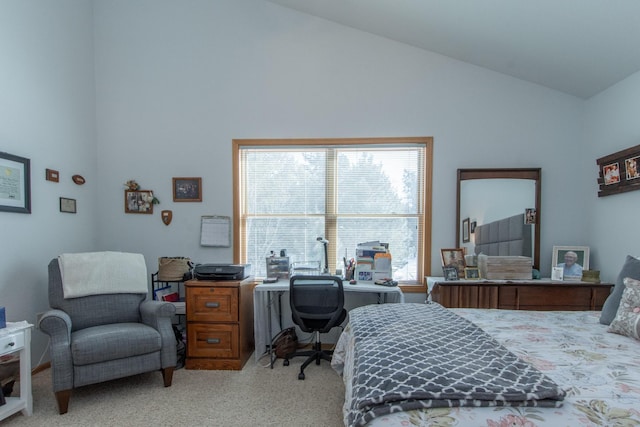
[
  {"x1": 462, "y1": 218, "x2": 470, "y2": 243},
  {"x1": 464, "y1": 267, "x2": 481, "y2": 279},
  {"x1": 440, "y1": 248, "x2": 466, "y2": 278},
  {"x1": 173, "y1": 177, "x2": 202, "y2": 202},
  {"x1": 625, "y1": 155, "x2": 640, "y2": 181},
  {"x1": 442, "y1": 267, "x2": 459, "y2": 281},
  {"x1": 59, "y1": 197, "x2": 76, "y2": 213},
  {"x1": 125, "y1": 190, "x2": 154, "y2": 214},
  {"x1": 0, "y1": 151, "x2": 31, "y2": 214},
  {"x1": 552, "y1": 245, "x2": 590, "y2": 281}
]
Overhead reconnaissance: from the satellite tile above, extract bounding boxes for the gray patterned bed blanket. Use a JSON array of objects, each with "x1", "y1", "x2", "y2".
[{"x1": 337, "y1": 303, "x2": 566, "y2": 427}]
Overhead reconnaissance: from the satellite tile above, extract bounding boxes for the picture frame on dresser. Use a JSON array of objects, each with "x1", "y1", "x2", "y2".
[
  {"x1": 552, "y1": 245, "x2": 590, "y2": 281},
  {"x1": 440, "y1": 248, "x2": 466, "y2": 278}
]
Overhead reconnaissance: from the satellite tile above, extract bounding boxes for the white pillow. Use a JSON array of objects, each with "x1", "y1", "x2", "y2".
[{"x1": 608, "y1": 277, "x2": 640, "y2": 340}]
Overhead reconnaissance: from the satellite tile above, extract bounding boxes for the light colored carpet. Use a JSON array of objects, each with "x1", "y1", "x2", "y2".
[{"x1": 3, "y1": 353, "x2": 345, "y2": 427}]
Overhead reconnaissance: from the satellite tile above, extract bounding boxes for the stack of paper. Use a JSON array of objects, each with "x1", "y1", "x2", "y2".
[{"x1": 355, "y1": 241, "x2": 392, "y2": 282}]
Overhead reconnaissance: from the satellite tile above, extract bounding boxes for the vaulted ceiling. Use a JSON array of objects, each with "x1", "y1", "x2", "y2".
[{"x1": 265, "y1": 0, "x2": 640, "y2": 99}]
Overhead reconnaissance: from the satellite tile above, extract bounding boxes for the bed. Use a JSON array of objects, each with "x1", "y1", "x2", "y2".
[
  {"x1": 473, "y1": 212, "x2": 533, "y2": 258},
  {"x1": 332, "y1": 302, "x2": 640, "y2": 427}
]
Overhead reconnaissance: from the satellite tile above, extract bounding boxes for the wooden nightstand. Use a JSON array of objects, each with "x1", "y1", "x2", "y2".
[
  {"x1": 185, "y1": 278, "x2": 255, "y2": 370},
  {"x1": 431, "y1": 280, "x2": 613, "y2": 310}
]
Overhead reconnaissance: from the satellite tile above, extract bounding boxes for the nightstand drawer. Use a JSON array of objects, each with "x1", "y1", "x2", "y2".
[
  {"x1": 187, "y1": 287, "x2": 238, "y2": 322},
  {"x1": 0, "y1": 332, "x2": 24, "y2": 355},
  {"x1": 187, "y1": 323, "x2": 238, "y2": 359}
]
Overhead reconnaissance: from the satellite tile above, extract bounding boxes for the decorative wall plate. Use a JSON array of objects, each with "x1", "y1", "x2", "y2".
[{"x1": 72, "y1": 175, "x2": 86, "y2": 185}]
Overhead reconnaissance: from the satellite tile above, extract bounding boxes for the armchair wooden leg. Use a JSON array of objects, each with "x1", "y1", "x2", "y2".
[
  {"x1": 55, "y1": 389, "x2": 71, "y2": 414},
  {"x1": 162, "y1": 366, "x2": 175, "y2": 387}
]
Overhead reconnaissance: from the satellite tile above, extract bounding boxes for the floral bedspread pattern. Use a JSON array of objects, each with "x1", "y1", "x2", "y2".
[{"x1": 332, "y1": 306, "x2": 640, "y2": 427}]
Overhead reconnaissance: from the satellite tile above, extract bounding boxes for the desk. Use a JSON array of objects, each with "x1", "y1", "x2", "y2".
[
  {"x1": 254, "y1": 281, "x2": 404, "y2": 365},
  {"x1": 0, "y1": 321, "x2": 33, "y2": 421}
]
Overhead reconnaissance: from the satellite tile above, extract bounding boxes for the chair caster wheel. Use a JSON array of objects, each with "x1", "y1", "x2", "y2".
[
  {"x1": 298, "y1": 372, "x2": 305, "y2": 380},
  {"x1": 283, "y1": 359, "x2": 289, "y2": 366}
]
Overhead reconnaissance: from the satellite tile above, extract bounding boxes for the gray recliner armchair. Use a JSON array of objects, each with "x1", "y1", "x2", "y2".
[{"x1": 39, "y1": 257, "x2": 177, "y2": 414}]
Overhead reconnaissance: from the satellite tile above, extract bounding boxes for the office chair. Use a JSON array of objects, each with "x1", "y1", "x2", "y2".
[{"x1": 284, "y1": 275, "x2": 347, "y2": 380}]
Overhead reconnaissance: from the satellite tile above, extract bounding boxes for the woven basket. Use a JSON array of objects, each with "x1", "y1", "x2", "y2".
[{"x1": 157, "y1": 257, "x2": 191, "y2": 281}]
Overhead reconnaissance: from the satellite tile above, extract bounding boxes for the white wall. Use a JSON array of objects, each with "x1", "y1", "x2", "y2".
[
  {"x1": 0, "y1": 1, "x2": 97, "y2": 364},
  {"x1": 93, "y1": 0, "x2": 585, "y2": 282},
  {"x1": 584, "y1": 70, "x2": 640, "y2": 277}
]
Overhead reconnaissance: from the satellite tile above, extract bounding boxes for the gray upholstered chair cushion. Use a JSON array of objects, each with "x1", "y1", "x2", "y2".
[{"x1": 600, "y1": 255, "x2": 640, "y2": 325}]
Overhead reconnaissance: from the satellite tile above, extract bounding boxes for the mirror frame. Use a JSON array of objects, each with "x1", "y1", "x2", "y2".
[{"x1": 456, "y1": 168, "x2": 541, "y2": 270}]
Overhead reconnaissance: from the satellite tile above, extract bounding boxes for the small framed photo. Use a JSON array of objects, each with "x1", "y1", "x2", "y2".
[
  {"x1": 462, "y1": 218, "x2": 470, "y2": 243},
  {"x1": 443, "y1": 267, "x2": 459, "y2": 281},
  {"x1": 125, "y1": 190, "x2": 154, "y2": 214},
  {"x1": 173, "y1": 177, "x2": 202, "y2": 202},
  {"x1": 625, "y1": 156, "x2": 640, "y2": 181},
  {"x1": 441, "y1": 248, "x2": 466, "y2": 278},
  {"x1": 603, "y1": 162, "x2": 621, "y2": 185},
  {"x1": 59, "y1": 197, "x2": 76, "y2": 213},
  {"x1": 464, "y1": 267, "x2": 481, "y2": 280},
  {"x1": 552, "y1": 246, "x2": 590, "y2": 281},
  {"x1": 46, "y1": 168, "x2": 59, "y2": 182},
  {"x1": 525, "y1": 208, "x2": 537, "y2": 224}
]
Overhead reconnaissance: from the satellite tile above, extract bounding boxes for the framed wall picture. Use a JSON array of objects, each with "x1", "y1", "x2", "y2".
[
  {"x1": 462, "y1": 218, "x2": 470, "y2": 243},
  {"x1": 552, "y1": 245, "x2": 590, "y2": 281},
  {"x1": 125, "y1": 190, "x2": 154, "y2": 214},
  {"x1": 0, "y1": 151, "x2": 31, "y2": 214},
  {"x1": 173, "y1": 177, "x2": 202, "y2": 202},
  {"x1": 440, "y1": 248, "x2": 466, "y2": 278},
  {"x1": 59, "y1": 197, "x2": 76, "y2": 213},
  {"x1": 597, "y1": 143, "x2": 640, "y2": 196}
]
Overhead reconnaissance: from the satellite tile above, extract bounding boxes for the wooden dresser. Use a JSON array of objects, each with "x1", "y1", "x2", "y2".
[
  {"x1": 431, "y1": 280, "x2": 613, "y2": 310},
  {"x1": 185, "y1": 278, "x2": 255, "y2": 370}
]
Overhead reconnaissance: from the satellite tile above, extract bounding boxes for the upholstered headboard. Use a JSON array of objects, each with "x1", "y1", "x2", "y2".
[{"x1": 474, "y1": 213, "x2": 532, "y2": 257}]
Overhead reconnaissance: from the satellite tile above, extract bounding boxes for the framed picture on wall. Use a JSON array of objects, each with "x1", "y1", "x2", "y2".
[
  {"x1": 462, "y1": 218, "x2": 470, "y2": 243},
  {"x1": 552, "y1": 245, "x2": 590, "y2": 281},
  {"x1": 173, "y1": 177, "x2": 202, "y2": 202},
  {"x1": 125, "y1": 190, "x2": 154, "y2": 214},
  {"x1": 0, "y1": 151, "x2": 31, "y2": 214}
]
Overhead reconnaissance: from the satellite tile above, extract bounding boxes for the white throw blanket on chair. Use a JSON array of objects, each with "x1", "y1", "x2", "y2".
[{"x1": 59, "y1": 251, "x2": 148, "y2": 298}]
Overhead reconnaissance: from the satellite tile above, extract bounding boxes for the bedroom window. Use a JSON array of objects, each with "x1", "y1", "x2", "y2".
[{"x1": 233, "y1": 137, "x2": 433, "y2": 289}]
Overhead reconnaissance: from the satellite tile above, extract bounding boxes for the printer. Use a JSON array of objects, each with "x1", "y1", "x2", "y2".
[{"x1": 193, "y1": 264, "x2": 251, "y2": 281}]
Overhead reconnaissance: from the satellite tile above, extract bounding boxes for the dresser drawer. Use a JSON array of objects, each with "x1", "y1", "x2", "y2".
[
  {"x1": 0, "y1": 331, "x2": 25, "y2": 356},
  {"x1": 187, "y1": 286, "x2": 238, "y2": 322},
  {"x1": 187, "y1": 323, "x2": 238, "y2": 359}
]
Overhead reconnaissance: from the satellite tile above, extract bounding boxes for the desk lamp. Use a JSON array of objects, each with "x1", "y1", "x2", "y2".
[{"x1": 317, "y1": 237, "x2": 329, "y2": 274}]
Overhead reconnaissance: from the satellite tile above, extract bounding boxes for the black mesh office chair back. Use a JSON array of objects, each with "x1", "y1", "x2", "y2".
[{"x1": 284, "y1": 275, "x2": 347, "y2": 380}]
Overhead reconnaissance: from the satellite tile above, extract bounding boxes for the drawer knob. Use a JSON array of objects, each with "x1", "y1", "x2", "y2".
[
  {"x1": 206, "y1": 338, "x2": 221, "y2": 344},
  {"x1": 7, "y1": 342, "x2": 15, "y2": 347},
  {"x1": 205, "y1": 301, "x2": 220, "y2": 308}
]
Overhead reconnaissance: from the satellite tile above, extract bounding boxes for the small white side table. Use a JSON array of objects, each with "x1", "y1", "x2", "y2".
[{"x1": 0, "y1": 321, "x2": 33, "y2": 420}]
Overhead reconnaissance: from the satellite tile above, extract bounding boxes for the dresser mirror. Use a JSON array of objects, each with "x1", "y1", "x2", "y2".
[{"x1": 456, "y1": 168, "x2": 541, "y2": 270}]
